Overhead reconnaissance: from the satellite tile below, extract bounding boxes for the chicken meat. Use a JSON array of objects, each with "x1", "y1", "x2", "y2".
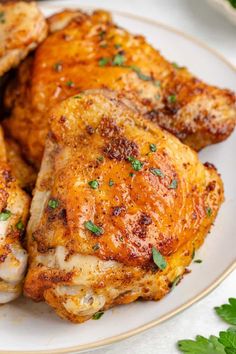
[
  {"x1": 0, "y1": 126, "x2": 30, "y2": 304},
  {"x1": 3, "y1": 9, "x2": 236, "y2": 167},
  {"x1": 24, "y1": 90, "x2": 224, "y2": 323},
  {"x1": 0, "y1": 1, "x2": 48, "y2": 77}
]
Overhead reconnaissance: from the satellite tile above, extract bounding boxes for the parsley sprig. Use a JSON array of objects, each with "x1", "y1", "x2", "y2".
[{"x1": 178, "y1": 298, "x2": 236, "y2": 353}]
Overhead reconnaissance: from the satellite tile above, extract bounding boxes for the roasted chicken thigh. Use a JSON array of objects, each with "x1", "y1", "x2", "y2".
[
  {"x1": 0, "y1": 126, "x2": 30, "y2": 303},
  {"x1": 4, "y1": 9, "x2": 236, "y2": 167},
  {"x1": 0, "y1": 1, "x2": 48, "y2": 77},
  {"x1": 24, "y1": 91, "x2": 224, "y2": 323}
]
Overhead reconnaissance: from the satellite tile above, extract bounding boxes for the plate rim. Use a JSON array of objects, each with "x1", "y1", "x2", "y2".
[{"x1": 3, "y1": 5, "x2": 236, "y2": 354}]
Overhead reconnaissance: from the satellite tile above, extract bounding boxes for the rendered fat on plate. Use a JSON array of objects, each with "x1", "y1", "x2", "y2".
[
  {"x1": 0, "y1": 126, "x2": 30, "y2": 304},
  {"x1": 3, "y1": 9, "x2": 236, "y2": 168},
  {"x1": 24, "y1": 90, "x2": 224, "y2": 323}
]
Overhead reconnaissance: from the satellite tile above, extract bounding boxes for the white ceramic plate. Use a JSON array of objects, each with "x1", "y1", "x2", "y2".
[
  {"x1": 207, "y1": 0, "x2": 236, "y2": 25},
  {"x1": 1, "y1": 2, "x2": 236, "y2": 354}
]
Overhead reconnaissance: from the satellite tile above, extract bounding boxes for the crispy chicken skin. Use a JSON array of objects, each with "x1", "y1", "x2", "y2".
[
  {"x1": 3, "y1": 9, "x2": 236, "y2": 167},
  {"x1": 0, "y1": 126, "x2": 30, "y2": 304},
  {"x1": 0, "y1": 1, "x2": 48, "y2": 77},
  {"x1": 24, "y1": 90, "x2": 224, "y2": 323},
  {"x1": 5, "y1": 138, "x2": 37, "y2": 192}
]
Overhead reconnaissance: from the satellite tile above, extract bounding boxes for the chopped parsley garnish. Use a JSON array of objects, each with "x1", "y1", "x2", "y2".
[
  {"x1": 172, "y1": 62, "x2": 181, "y2": 69},
  {"x1": 206, "y1": 207, "x2": 212, "y2": 217},
  {"x1": 99, "y1": 30, "x2": 106, "y2": 39},
  {"x1": 0, "y1": 12, "x2": 5, "y2": 24},
  {"x1": 215, "y1": 298, "x2": 236, "y2": 326},
  {"x1": 128, "y1": 156, "x2": 143, "y2": 171},
  {"x1": 149, "y1": 168, "x2": 164, "y2": 177},
  {"x1": 92, "y1": 243, "x2": 100, "y2": 251},
  {"x1": 114, "y1": 43, "x2": 122, "y2": 49},
  {"x1": 129, "y1": 65, "x2": 152, "y2": 81},
  {"x1": 167, "y1": 94, "x2": 177, "y2": 104},
  {"x1": 74, "y1": 95, "x2": 82, "y2": 99},
  {"x1": 129, "y1": 172, "x2": 135, "y2": 177},
  {"x1": 152, "y1": 247, "x2": 167, "y2": 270},
  {"x1": 48, "y1": 199, "x2": 59, "y2": 209},
  {"x1": 98, "y1": 57, "x2": 110, "y2": 67},
  {"x1": 92, "y1": 311, "x2": 104, "y2": 320},
  {"x1": 171, "y1": 275, "x2": 182, "y2": 291},
  {"x1": 191, "y1": 248, "x2": 195, "y2": 260},
  {"x1": 0, "y1": 209, "x2": 11, "y2": 221},
  {"x1": 168, "y1": 179, "x2": 178, "y2": 189},
  {"x1": 97, "y1": 156, "x2": 104, "y2": 162},
  {"x1": 167, "y1": 94, "x2": 177, "y2": 103},
  {"x1": 53, "y1": 62, "x2": 63, "y2": 72},
  {"x1": 153, "y1": 80, "x2": 161, "y2": 87},
  {"x1": 16, "y1": 220, "x2": 24, "y2": 231},
  {"x1": 88, "y1": 180, "x2": 99, "y2": 189},
  {"x1": 194, "y1": 259, "x2": 202, "y2": 264},
  {"x1": 149, "y1": 143, "x2": 157, "y2": 152},
  {"x1": 66, "y1": 80, "x2": 74, "y2": 87},
  {"x1": 155, "y1": 94, "x2": 161, "y2": 100},
  {"x1": 108, "y1": 179, "x2": 114, "y2": 187},
  {"x1": 84, "y1": 220, "x2": 104, "y2": 236},
  {"x1": 113, "y1": 54, "x2": 125, "y2": 66}
]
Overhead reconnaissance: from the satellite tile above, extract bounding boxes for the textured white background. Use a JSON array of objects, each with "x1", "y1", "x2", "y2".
[{"x1": 74, "y1": 0, "x2": 236, "y2": 353}]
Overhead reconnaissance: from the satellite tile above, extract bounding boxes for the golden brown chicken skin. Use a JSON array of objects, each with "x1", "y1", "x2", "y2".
[
  {"x1": 3, "y1": 9, "x2": 236, "y2": 167},
  {"x1": 0, "y1": 1, "x2": 48, "y2": 77},
  {"x1": 24, "y1": 90, "x2": 224, "y2": 323},
  {"x1": 0, "y1": 126, "x2": 30, "y2": 303}
]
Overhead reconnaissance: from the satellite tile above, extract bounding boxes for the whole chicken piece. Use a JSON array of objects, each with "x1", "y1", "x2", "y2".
[
  {"x1": 3, "y1": 9, "x2": 235, "y2": 167},
  {"x1": 0, "y1": 127, "x2": 30, "y2": 303},
  {"x1": 24, "y1": 90, "x2": 224, "y2": 323},
  {"x1": 0, "y1": 1, "x2": 48, "y2": 77}
]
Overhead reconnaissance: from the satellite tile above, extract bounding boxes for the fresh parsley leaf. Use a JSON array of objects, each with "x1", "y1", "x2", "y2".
[
  {"x1": 16, "y1": 220, "x2": 24, "y2": 231},
  {"x1": 53, "y1": 62, "x2": 63, "y2": 72},
  {"x1": 92, "y1": 243, "x2": 100, "y2": 251},
  {"x1": 192, "y1": 248, "x2": 196, "y2": 260},
  {"x1": 219, "y1": 329, "x2": 236, "y2": 350},
  {"x1": 97, "y1": 156, "x2": 104, "y2": 162},
  {"x1": 48, "y1": 199, "x2": 59, "y2": 209},
  {"x1": 215, "y1": 299, "x2": 236, "y2": 326},
  {"x1": 74, "y1": 95, "x2": 83, "y2": 99},
  {"x1": 129, "y1": 172, "x2": 135, "y2": 177},
  {"x1": 168, "y1": 94, "x2": 177, "y2": 103},
  {"x1": 98, "y1": 57, "x2": 110, "y2": 67},
  {"x1": 66, "y1": 80, "x2": 74, "y2": 87},
  {"x1": 92, "y1": 311, "x2": 104, "y2": 320},
  {"x1": 194, "y1": 259, "x2": 202, "y2": 264},
  {"x1": 128, "y1": 156, "x2": 143, "y2": 171},
  {"x1": 84, "y1": 220, "x2": 104, "y2": 236},
  {"x1": 149, "y1": 143, "x2": 157, "y2": 152},
  {"x1": 0, "y1": 209, "x2": 11, "y2": 221},
  {"x1": 225, "y1": 348, "x2": 236, "y2": 354},
  {"x1": 88, "y1": 180, "x2": 99, "y2": 189},
  {"x1": 171, "y1": 275, "x2": 182, "y2": 291},
  {"x1": 168, "y1": 179, "x2": 178, "y2": 189},
  {"x1": 227, "y1": 0, "x2": 236, "y2": 9},
  {"x1": 206, "y1": 207, "x2": 212, "y2": 217},
  {"x1": 108, "y1": 179, "x2": 114, "y2": 187},
  {"x1": 114, "y1": 43, "x2": 121, "y2": 49},
  {"x1": 178, "y1": 335, "x2": 226, "y2": 354},
  {"x1": 113, "y1": 54, "x2": 125, "y2": 66},
  {"x1": 152, "y1": 247, "x2": 167, "y2": 270},
  {"x1": 149, "y1": 168, "x2": 164, "y2": 177},
  {"x1": 0, "y1": 11, "x2": 5, "y2": 24}
]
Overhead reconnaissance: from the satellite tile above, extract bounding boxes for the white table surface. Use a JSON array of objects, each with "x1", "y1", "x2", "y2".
[{"x1": 69, "y1": 0, "x2": 236, "y2": 353}]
